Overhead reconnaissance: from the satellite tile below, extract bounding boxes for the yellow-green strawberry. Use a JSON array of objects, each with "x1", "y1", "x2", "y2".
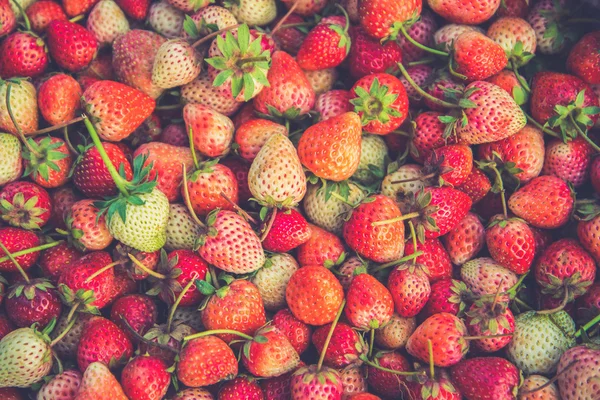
[
  {"x1": 152, "y1": 38, "x2": 203, "y2": 89},
  {"x1": 352, "y1": 134, "x2": 388, "y2": 184},
  {"x1": 164, "y1": 203, "x2": 203, "y2": 251},
  {"x1": 0, "y1": 133, "x2": 22, "y2": 186},
  {"x1": 506, "y1": 310, "x2": 576, "y2": 375},
  {"x1": 303, "y1": 181, "x2": 365, "y2": 235},
  {"x1": 0, "y1": 79, "x2": 38, "y2": 135},
  {"x1": 228, "y1": 0, "x2": 277, "y2": 26},
  {"x1": 248, "y1": 133, "x2": 307, "y2": 207},
  {"x1": 0, "y1": 325, "x2": 53, "y2": 387},
  {"x1": 251, "y1": 253, "x2": 299, "y2": 312}
]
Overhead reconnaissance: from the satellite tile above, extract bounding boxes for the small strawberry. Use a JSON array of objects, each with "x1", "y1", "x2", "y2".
[
  {"x1": 486, "y1": 215, "x2": 536, "y2": 274},
  {"x1": 428, "y1": 0, "x2": 500, "y2": 24},
  {"x1": 297, "y1": 224, "x2": 346, "y2": 267},
  {"x1": 304, "y1": 67, "x2": 338, "y2": 95},
  {"x1": 388, "y1": 263, "x2": 431, "y2": 318},
  {"x1": 450, "y1": 357, "x2": 520, "y2": 400},
  {"x1": 86, "y1": 0, "x2": 129, "y2": 47},
  {"x1": 121, "y1": 355, "x2": 170, "y2": 400},
  {"x1": 37, "y1": 73, "x2": 82, "y2": 126},
  {"x1": 303, "y1": 182, "x2": 365, "y2": 235},
  {"x1": 251, "y1": 253, "x2": 298, "y2": 311},
  {"x1": 46, "y1": 20, "x2": 97, "y2": 72},
  {"x1": 567, "y1": 31, "x2": 600, "y2": 85},
  {"x1": 110, "y1": 293, "x2": 157, "y2": 342},
  {"x1": 290, "y1": 365, "x2": 343, "y2": 400},
  {"x1": 486, "y1": 69, "x2": 529, "y2": 105},
  {"x1": 0, "y1": 227, "x2": 40, "y2": 273},
  {"x1": 152, "y1": 39, "x2": 202, "y2": 89},
  {"x1": 148, "y1": 1, "x2": 183, "y2": 38},
  {"x1": 452, "y1": 30, "x2": 508, "y2": 81},
  {"x1": 410, "y1": 111, "x2": 455, "y2": 163},
  {"x1": 184, "y1": 5, "x2": 237, "y2": 39},
  {"x1": 455, "y1": 168, "x2": 492, "y2": 205},
  {"x1": 235, "y1": 118, "x2": 288, "y2": 161},
  {"x1": 115, "y1": 0, "x2": 150, "y2": 19},
  {"x1": 0, "y1": 181, "x2": 51, "y2": 230},
  {"x1": 345, "y1": 272, "x2": 394, "y2": 330},
  {"x1": 366, "y1": 351, "x2": 412, "y2": 398},
  {"x1": 25, "y1": 1, "x2": 67, "y2": 33},
  {"x1": 466, "y1": 298, "x2": 515, "y2": 352},
  {"x1": 353, "y1": 134, "x2": 388, "y2": 184},
  {"x1": 5, "y1": 279, "x2": 62, "y2": 328},
  {"x1": 424, "y1": 144, "x2": 474, "y2": 187},
  {"x1": 262, "y1": 208, "x2": 310, "y2": 253},
  {"x1": 75, "y1": 362, "x2": 128, "y2": 400},
  {"x1": 374, "y1": 313, "x2": 416, "y2": 350},
  {"x1": 273, "y1": 308, "x2": 312, "y2": 355},
  {"x1": 348, "y1": 26, "x2": 402, "y2": 78},
  {"x1": 297, "y1": 15, "x2": 351, "y2": 70},
  {"x1": 0, "y1": 133, "x2": 21, "y2": 186},
  {"x1": 184, "y1": 103, "x2": 234, "y2": 158},
  {"x1": 315, "y1": 89, "x2": 353, "y2": 121},
  {"x1": 401, "y1": 65, "x2": 435, "y2": 105},
  {"x1": 526, "y1": 0, "x2": 571, "y2": 55},
  {"x1": 443, "y1": 212, "x2": 485, "y2": 265},
  {"x1": 460, "y1": 257, "x2": 518, "y2": 300},
  {"x1": 487, "y1": 17, "x2": 537, "y2": 68},
  {"x1": 219, "y1": 376, "x2": 265, "y2": 399},
  {"x1": 242, "y1": 325, "x2": 300, "y2": 377},
  {"x1": 37, "y1": 369, "x2": 82, "y2": 400},
  {"x1": 543, "y1": 135, "x2": 593, "y2": 188},
  {"x1": 77, "y1": 316, "x2": 133, "y2": 371},
  {"x1": 172, "y1": 388, "x2": 215, "y2": 400},
  {"x1": 382, "y1": 164, "x2": 425, "y2": 214},
  {"x1": 66, "y1": 199, "x2": 112, "y2": 251},
  {"x1": 183, "y1": 160, "x2": 238, "y2": 217},
  {"x1": 177, "y1": 335, "x2": 238, "y2": 387},
  {"x1": 421, "y1": 278, "x2": 471, "y2": 319},
  {"x1": 497, "y1": 0, "x2": 530, "y2": 17},
  {"x1": 404, "y1": 238, "x2": 453, "y2": 282},
  {"x1": 39, "y1": 241, "x2": 81, "y2": 282},
  {"x1": 556, "y1": 345, "x2": 600, "y2": 400},
  {"x1": 312, "y1": 322, "x2": 365, "y2": 368},
  {"x1": 0, "y1": 31, "x2": 48, "y2": 78}
]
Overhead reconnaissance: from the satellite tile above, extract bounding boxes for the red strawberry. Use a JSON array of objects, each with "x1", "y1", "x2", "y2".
[
  {"x1": 296, "y1": 16, "x2": 350, "y2": 70},
  {"x1": 567, "y1": 31, "x2": 600, "y2": 85},
  {"x1": 455, "y1": 168, "x2": 491, "y2": 205},
  {"x1": 241, "y1": 325, "x2": 300, "y2": 378},
  {"x1": 110, "y1": 294, "x2": 157, "y2": 342},
  {"x1": 443, "y1": 213, "x2": 485, "y2": 266},
  {"x1": 47, "y1": 20, "x2": 97, "y2": 72},
  {"x1": 262, "y1": 208, "x2": 311, "y2": 253},
  {"x1": 25, "y1": 1, "x2": 67, "y2": 33},
  {"x1": 404, "y1": 238, "x2": 452, "y2": 282},
  {"x1": 343, "y1": 195, "x2": 405, "y2": 263},
  {"x1": 425, "y1": 144, "x2": 473, "y2": 187},
  {"x1": 50, "y1": 187, "x2": 81, "y2": 230},
  {"x1": 37, "y1": 73, "x2": 82, "y2": 126},
  {"x1": 121, "y1": 356, "x2": 169, "y2": 400},
  {"x1": 366, "y1": 351, "x2": 412, "y2": 398},
  {"x1": 429, "y1": 0, "x2": 500, "y2": 24},
  {"x1": 273, "y1": 308, "x2": 312, "y2": 355},
  {"x1": 39, "y1": 242, "x2": 81, "y2": 282},
  {"x1": 315, "y1": 89, "x2": 353, "y2": 122},
  {"x1": 177, "y1": 335, "x2": 238, "y2": 387},
  {"x1": 260, "y1": 370, "x2": 295, "y2": 400},
  {"x1": 358, "y1": 0, "x2": 421, "y2": 39},
  {"x1": 497, "y1": 0, "x2": 530, "y2": 17},
  {"x1": 0, "y1": 313, "x2": 14, "y2": 340},
  {"x1": 508, "y1": 175, "x2": 574, "y2": 229},
  {"x1": 22, "y1": 136, "x2": 72, "y2": 189},
  {"x1": 486, "y1": 70, "x2": 529, "y2": 105},
  {"x1": 453, "y1": 30, "x2": 508, "y2": 81},
  {"x1": 219, "y1": 376, "x2": 265, "y2": 400},
  {"x1": 297, "y1": 224, "x2": 345, "y2": 267},
  {"x1": 542, "y1": 136, "x2": 593, "y2": 188},
  {"x1": 0, "y1": 227, "x2": 40, "y2": 273},
  {"x1": 350, "y1": 73, "x2": 409, "y2": 135},
  {"x1": 77, "y1": 316, "x2": 133, "y2": 371},
  {"x1": 345, "y1": 272, "x2": 394, "y2": 330},
  {"x1": 421, "y1": 278, "x2": 471, "y2": 319},
  {"x1": 0, "y1": 181, "x2": 52, "y2": 230},
  {"x1": 410, "y1": 111, "x2": 456, "y2": 163},
  {"x1": 73, "y1": 143, "x2": 133, "y2": 198},
  {"x1": 450, "y1": 357, "x2": 520, "y2": 400},
  {"x1": 486, "y1": 215, "x2": 536, "y2": 274},
  {"x1": 0, "y1": 0, "x2": 16, "y2": 37},
  {"x1": 115, "y1": 0, "x2": 150, "y2": 20},
  {"x1": 0, "y1": 32, "x2": 48, "y2": 78},
  {"x1": 388, "y1": 263, "x2": 431, "y2": 318},
  {"x1": 5, "y1": 279, "x2": 62, "y2": 328},
  {"x1": 82, "y1": 80, "x2": 156, "y2": 141},
  {"x1": 312, "y1": 322, "x2": 365, "y2": 368},
  {"x1": 61, "y1": 0, "x2": 99, "y2": 17},
  {"x1": 406, "y1": 312, "x2": 469, "y2": 367},
  {"x1": 348, "y1": 26, "x2": 402, "y2": 78},
  {"x1": 400, "y1": 65, "x2": 435, "y2": 105},
  {"x1": 424, "y1": 72, "x2": 465, "y2": 112},
  {"x1": 235, "y1": 118, "x2": 288, "y2": 161},
  {"x1": 578, "y1": 214, "x2": 600, "y2": 263},
  {"x1": 290, "y1": 365, "x2": 343, "y2": 399},
  {"x1": 183, "y1": 161, "x2": 238, "y2": 217},
  {"x1": 66, "y1": 199, "x2": 112, "y2": 252}
]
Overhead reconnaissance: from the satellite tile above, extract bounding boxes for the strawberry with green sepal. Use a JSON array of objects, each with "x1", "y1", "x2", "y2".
[
  {"x1": 421, "y1": 278, "x2": 472, "y2": 319},
  {"x1": 450, "y1": 357, "x2": 519, "y2": 400},
  {"x1": 542, "y1": 136, "x2": 592, "y2": 188},
  {"x1": 465, "y1": 296, "x2": 515, "y2": 353},
  {"x1": 206, "y1": 24, "x2": 271, "y2": 102},
  {"x1": 181, "y1": 72, "x2": 242, "y2": 117},
  {"x1": 184, "y1": 159, "x2": 239, "y2": 217},
  {"x1": 77, "y1": 316, "x2": 133, "y2": 371},
  {"x1": 22, "y1": 136, "x2": 72, "y2": 189},
  {"x1": 350, "y1": 73, "x2": 409, "y2": 135},
  {"x1": 486, "y1": 69, "x2": 530, "y2": 105},
  {"x1": 358, "y1": 0, "x2": 421, "y2": 40},
  {"x1": 526, "y1": 0, "x2": 573, "y2": 55},
  {"x1": 407, "y1": 364, "x2": 460, "y2": 400},
  {"x1": 121, "y1": 355, "x2": 170, "y2": 400},
  {"x1": 0, "y1": 181, "x2": 52, "y2": 230},
  {"x1": 110, "y1": 293, "x2": 157, "y2": 342},
  {"x1": 76, "y1": 362, "x2": 128, "y2": 400},
  {"x1": 46, "y1": 20, "x2": 97, "y2": 72},
  {"x1": 0, "y1": 133, "x2": 21, "y2": 186},
  {"x1": 5, "y1": 278, "x2": 62, "y2": 328},
  {"x1": 557, "y1": 345, "x2": 600, "y2": 400},
  {"x1": 487, "y1": 17, "x2": 536, "y2": 69},
  {"x1": 345, "y1": 271, "x2": 394, "y2": 330},
  {"x1": 297, "y1": 11, "x2": 351, "y2": 71}
]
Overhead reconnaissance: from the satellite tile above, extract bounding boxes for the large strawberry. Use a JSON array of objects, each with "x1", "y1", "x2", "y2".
[
  {"x1": 77, "y1": 316, "x2": 133, "y2": 371},
  {"x1": 0, "y1": 79, "x2": 38, "y2": 135},
  {"x1": 567, "y1": 31, "x2": 600, "y2": 85},
  {"x1": 450, "y1": 357, "x2": 520, "y2": 400},
  {"x1": 121, "y1": 355, "x2": 170, "y2": 400},
  {"x1": 345, "y1": 272, "x2": 394, "y2": 330},
  {"x1": 0, "y1": 227, "x2": 41, "y2": 273},
  {"x1": 388, "y1": 263, "x2": 431, "y2": 318},
  {"x1": 177, "y1": 335, "x2": 238, "y2": 387},
  {"x1": 46, "y1": 20, "x2": 97, "y2": 72},
  {"x1": 0, "y1": 31, "x2": 48, "y2": 78}
]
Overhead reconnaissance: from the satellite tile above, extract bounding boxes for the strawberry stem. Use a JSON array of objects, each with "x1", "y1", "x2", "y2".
[
  {"x1": 575, "y1": 313, "x2": 600, "y2": 338},
  {"x1": 68, "y1": 14, "x2": 85, "y2": 23},
  {"x1": 368, "y1": 328, "x2": 375, "y2": 359},
  {"x1": 370, "y1": 251, "x2": 424, "y2": 273},
  {"x1": 120, "y1": 316, "x2": 180, "y2": 353},
  {"x1": 62, "y1": 127, "x2": 79, "y2": 155},
  {"x1": 510, "y1": 63, "x2": 530, "y2": 93},
  {"x1": 82, "y1": 115, "x2": 130, "y2": 196},
  {"x1": 524, "y1": 113, "x2": 560, "y2": 138},
  {"x1": 362, "y1": 358, "x2": 425, "y2": 376},
  {"x1": 408, "y1": 221, "x2": 418, "y2": 265},
  {"x1": 50, "y1": 315, "x2": 77, "y2": 347},
  {"x1": 490, "y1": 278, "x2": 505, "y2": 311},
  {"x1": 463, "y1": 333, "x2": 513, "y2": 340},
  {"x1": 209, "y1": 266, "x2": 220, "y2": 290},
  {"x1": 317, "y1": 299, "x2": 346, "y2": 372},
  {"x1": 390, "y1": 171, "x2": 434, "y2": 185},
  {"x1": 397, "y1": 63, "x2": 459, "y2": 109},
  {"x1": 448, "y1": 59, "x2": 468, "y2": 81},
  {"x1": 513, "y1": 296, "x2": 534, "y2": 311},
  {"x1": 260, "y1": 207, "x2": 277, "y2": 241},
  {"x1": 537, "y1": 287, "x2": 570, "y2": 315},
  {"x1": 329, "y1": 191, "x2": 356, "y2": 207},
  {"x1": 9, "y1": 0, "x2": 30, "y2": 31},
  {"x1": 181, "y1": 164, "x2": 207, "y2": 229},
  {"x1": 0, "y1": 240, "x2": 62, "y2": 264},
  {"x1": 166, "y1": 279, "x2": 196, "y2": 333},
  {"x1": 398, "y1": 24, "x2": 449, "y2": 57},
  {"x1": 0, "y1": 241, "x2": 30, "y2": 283},
  {"x1": 519, "y1": 360, "x2": 577, "y2": 395},
  {"x1": 29, "y1": 116, "x2": 84, "y2": 137},
  {"x1": 84, "y1": 261, "x2": 121, "y2": 283},
  {"x1": 488, "y1": 165, "x2": 508, "y2": 218},
  {"x1": 371, "y1": 212, "x2": 420, "y2": 226},
  {"x1": 128, "y1": 253, "x2": 167, "y2": 280},
  {"x1": 5, "y1": 82, "x2": 41, "y2": 157},
  {"x1": 188, "y1": 127, "x2": 200, "y2": 170},
  {"x1": 184, "y1": 329, "x2": 254, "y2": 342},
  {"x1": 407, "y1": 58, "x2": 436, "y2": 67},
  {"x1": 191, "y1": 24, "x2": 241, "y2": 48},
  {"x1": 65, "y1": 302, "x2": 80, "y2": 325},
  {"x1": 236, "y1": 56, "x2": 269, "y2": 68},
  {"x1": 569, "y1": 114, "x2": 600, "y2": 153},
  {"x1": 276, "y1": 22, "x2": 314, "y2": 30},
  {"x1": 155, "y1": 103, "x2": 183, "y2": 111},
  {"x1": 271, "y1": 0, "x2": 301, "y2": 35},
  {"x1": 335, "y1": 4, "x2": 350, "y2": 34},
  {"x1": 427, "y1": 339, "x2": 435, "y2": 380}
]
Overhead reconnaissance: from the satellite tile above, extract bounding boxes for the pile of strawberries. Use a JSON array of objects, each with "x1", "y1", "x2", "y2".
[{"x1": 0, "y1": 0, "x2": 600, "y2": 398}]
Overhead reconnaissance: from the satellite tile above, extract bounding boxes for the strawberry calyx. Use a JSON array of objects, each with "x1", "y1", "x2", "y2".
[
  {"x1": 466, "y1": 298, "x2": 512, "y2": 335},
  {"x1": 508, "y1": 41, "x2": 535, "y2": 69},
  {"x1": 0, "y1": 191, "x2": 47, "y2": 230},
  {"x1": 539, "y1": 272, "x2": 593, "y2": 305},
  {"x1": 329, "y1": 4, "x2": 351, "y2": 55},
  {"x1": 307, "y1": 174, "x2": 354, "y2": 205},
  {"x1": 205, "y1": 24, "x2": 271, "y2": 102},
  {"x1": 448, "y1": 279, "x2": 472, "y2": 317},
  {"x1": 350, "y1": 77, "x2": 403, "y2": 127},
  {"x1": 8, "y1": 278, "x2": 54, "y2": 301},
  {"x1": 57, "y1": 285, "x2": 100, "y2": 316},
  {"x1": 21, "y1": 136, "x2": 70, "y2": 183},
  {"x1": 144, "y1": 250, "x2": 186, "y2": 301}
]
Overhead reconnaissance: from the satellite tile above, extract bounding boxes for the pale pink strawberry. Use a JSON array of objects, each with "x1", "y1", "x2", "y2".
[
  {"x1": 148, "y1": 1, "x2": 184, "y2": 39},
  {"x1": 443, "y1": 212, "x2": 485, "y2": 265},
  {"x1": 181, "y1": 73, "x2": 241, "y2": 116},
  {"x1": 527, "y1": 0, "x2": 570, "y2": 55},
  {"x1": 182, "y1": 6, "x2": 237, "y2": 39},
  {"x1": 86, "y1": 0, "x2": 129, "y2": 46},
  {"x1": 184, "y1": 103, "x2": 234, "y2": 158},
  {"x1": 67, "y1": 199, "x2": 113, "y2": 251},
  {"x1": 411, "y1": 111, "x2": 456, "y2": 163},
  {"x1": 487, "y1": 17, "x2": 537, "y2": 66},
  {"x1": 152, "y1": 39, "x2": 202, "y2": 89},
  {"x1": 460, "y1": 257, "x2": 518, "y2": 300},
  {"x1": 542, "y1": 136, "x2": 592, "y2": 188},
  {"x1": 424, "y1": 71, "x2": 464, "y2": 112},
  {"x1": 165, "y1": 0, "x2": 211, "y2": 13},
  {"x1": 37, "y1": 369, "x2": 82, "y2": 400},
  {"x1": 399, "y1": 65, "x2": 434, "y2": 104},
  {"x1": 315, "y1": 89, "x2": 353, "y2": 122}
]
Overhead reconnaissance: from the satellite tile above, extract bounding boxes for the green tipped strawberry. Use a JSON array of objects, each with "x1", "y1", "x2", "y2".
[
  {"x1": 205, "y1": 24, "x2": 271, "y2": 102},
  {"x1": 82, "y1": 116, "x2": 169, "y2": 253}
]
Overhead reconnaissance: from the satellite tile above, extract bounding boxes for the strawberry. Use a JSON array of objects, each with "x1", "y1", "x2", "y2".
[
  {"x1": 273, "y1": 308, "x2": 312, "y2": 355},
  {"x1": 312, "y1": 322, "x2": 365, "y2": 368},
  {"x1": 73, "y1": 143, "x2": 133, "y2": 198},
  {"x1": 201, "y1": 279, "x2": 267, "y2": 343},
  {"x1": 51, "y1": 313, "x2": 92, "y2": 359},
  {"x1": 315, "y1": 89, "x2": 353, "y2": 121},
  {"x1": 421, "y1": 278, "x2": 470, "y2": 319},
  {"x1": 556, "y1": 345, "x2": 600, "y2": 400},
  {"x1": 46, "y1": 20, "x2": 97, "y2": 72},
  {"x1": 286, "y1": 265, "x2": 344, "y2": 326},
  {"x1": 115, "y1": 0, "x2": 150, "y2": 20},
  {"x1": 534, "y1": 238, "x2": 596, "y2": 305},
  {"x1": 163, "y1": 204, "x2": 200, "y2": 252},
  {"x1": 425, "y1": 144, "x2": 473, "y2": 187},
  {"x1": 567, "y1": 31, "x2": 600, "y2": 85},
  {"x1": 242, "y1": 325, "x2": 300, "y2": 377},
  {"x1": 486, "y1": 70, "x2": 529, "y2": 105},
  {"x1": 526, "y1": 0, "x2": 571, "y2": 55},
  {"x1": 519, "y1": 375, "x2": 559, "y2": 399},
  {"x1": 25, "y1": 1, "x2": 67, "y2": 33},
  {"x1": 298, "y1": 112, "x2": 362, "y2": 181},
  {"x1": 184, "y1": 103, "x2": 234, "y2": 158},
  {"x1": 350, "y1": 73, "x2": 409, "y2": 135},
  {"x1": 358, "y1": 0, "x2": 421, "y2": 39},
  {"x1": 0, "y1": 227, "x2": 40, "y2": 273},
  {"x1": 75, "y1": 362, "x2": 128, "y2": 400},
  {"x1": 455, "y1": 168, "x2": 491, "y2": 205},
  {"x1": 77, "y1": 316, "x2": 133, "y2": 371},
  {"x1": 373, "y1": 313, "x2": 416, "y2": 350},
  {"x1": 110, "y1": 293, "x2": 157, "y2": 342},
  {"x1": 542, "y1": 136, "x2": 592, "y2": 188},
  {"x1": 345, "y1": 272, "x2": 394, "y2": 330},
  {"x1": 450, "y1": 357, "x2": 519, "y2": 400},
  {"x1": 86, "y1": 0, "x2": 129, "y2": 46},
  {"x1": 177, "y1": 335, "x2": 238, "y2": 387},
  {"x1": 184, "y1": 5, "x2": 237, "y2": 38},
  {"x1": 353, "y1": 134, "x2": 388, "y2": 184},
  {"x1": 61, "y1": 0, "x2": 99, "y2": 17},
  {"x1": 121, "y1": 355, "x2": 170, "y2": 400},
  {"x1": 388, "y1": 263, "x2": 431, "y2": 318},
  {"x1": 297, "y1": 15, "x2": 351, "y2": 70},
  {"x1": 135, "y1": 142, "x2": 194, "y2": 202},
  {"x1": 172, "y1": 388, "x2": 215, "y2": 400},
  {"x1": 366, "y1": 351, "x2": 412, "y2": 398},
  {"x1": 5, "y1": 279, "x2": 62, "y2": 328},
  {"x1": 304, "y1": 67, "x2": 338, "y2": 95},
  {"x1": 0, "y1": 0, "x2": 16, "y2": 37},
  {"x1": 452, "y1": 31, "x2": 508, "y2": 81},
  {"x1": 39, "y1": 241, "x2": 81, "y2": 282},
  {"x1": 497, "y1": 0, "x2": 529, "y2": 17},
  {"x1": 477, "y1": 125, "x2": 545, "y2": 184},
  {"x1": 401, "y1": 65, "x2": 435, "y2": 105},
  {"x1": 182, "y1": 73, "x2": 242, "y2": 116},
  {"x1": 396, "y1": 10, "x2": 437, "y2": 63},
  {"x1": 404, "y1": 237, "x2": 452, "y2": 282},
  {"x1": 37, "y1": 369, "x2": 82, "y2": 400},
  {"x1": 112, "y1": 30, "x2": 166, "y2": 99},
  {"x1": 443, "y1": 209, "x2": 486, "y2": 266},
  {"x1": 290, "y1": 365, "x2": 343, "y2": 400},
  {"x1": 22, "y1": 137, "x2": 71, "y2": 189},
  {"x1": 409, "y1": 112, "x2": 454, "y2": 162},
  {"x1": 487, "y1": 17, "x2": 537, "y2": 67},
  {"x1": 37, "y1": 73, "x2": 82, "y2": 126},
  {"x1": 251, "y1": 253, "x2": 299, "y2": 311},
  {"x1": 460, "y1": 257, "x2": 517, "y2": 299},
  {"x1": 428, "y1": 0, "x2": 500, "y2": 24},
  {"x1": 407, "y1": 312, "x2": 469, "y2": 367},
  {"x1": 262, "y1": 208, "x2": 310, "y2": 252},
  {"x1": 303, "y1": 182, "x2": 365, "y2": 235},
  {"x1": 254, "y1": 50, "x2": 315, "y2": 118},
  {"x1": 58, "y1": 251, "x2": 116, "y2": 311},
  {"x1": 82, "y1": 80, "x2": 156, "y2": 141},
  {"x1": 220, "y1": 376, "x2": 265, "y2": 399},
  {"x1": 235, "y1": 118, "x2": 288, "y2": 161},
  {"x1": 270, "y1": 13, "x2": 306, "y2": 54},
  {"x1": 0, "y1": 181, "x2": 51, "y2": 230},
  {"x1": 0, "y1": 326, "x2": 54, "y2": 387},
  {"x1": 0, "y1": 314, "x2": 14, "y2": 341},
  {"x1": 152, "y1": 39, "x2": 202, "y2": 89},
  {"x1": 148, "y1": 1, "x2": 183, "y2": 39},
  {"x1": 183, "y1": 161, "x2": 238, "y2": 216},
  {"x1": 508, "y1": 175, "x2": 574, "y2": 229},
  {"x1": 434, "y1": 24, "x2": 484, "y2": 53},
  {"x1": 486, "y1": 215, "x2": 536, "y2": 275},
  {"x1": 465, "y1": 299, "x2": 515, "y2": 352},
  {"x1": 159, "y1": 123, "x2": 188, "y2": 147},
  {"x1": 0, "y1": 133, "x2": 21, "y2": 186},
  {"x1": 248, "y1": 133, "x2": 306, "y2": 206},
  {"x1": 197, "y1": 210, "x2": 265, "y2": 274},
  {"x1": 0, "y1": 79, "x2": 38, "y2": 135},
  {"x1": 280, "y1": 0, "x2": 326, "y2": 16},
  {"x1": 66, "y1": 199, "x2": 112, "y2": 251},
  {"x1": 0, "y1": 32, "x2": 48, "y2": 78}
]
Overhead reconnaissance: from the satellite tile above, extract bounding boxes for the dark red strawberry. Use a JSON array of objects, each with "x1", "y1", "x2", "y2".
[
  {"x1": 5, "y1": 279, "x2": 62, "y2": 328},
  {"x1": 262, "y1": 208, "x2": 311, "y2": 253},
  {"x1": 0, "y1": 227, "x2": 41, "y2": 273},
  {"x1": 348, "y1": 26, "x2": 402, "y2": 78},
  {"x1": 77, "y1": 316, "x2": 133, "y2": 371}
]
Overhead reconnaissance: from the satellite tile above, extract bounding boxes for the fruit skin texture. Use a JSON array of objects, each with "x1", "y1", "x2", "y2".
[
  {"x1": 77, "y1": 316, "x2": 133, "y2": 372},
  {"x1": 0, "y1": 79, "x2": 38, "y2": 135},
  {"x1": 344, "y1": 195, "x2": 405, "y2": 263},
  {"x1": 0, "y1": 32, "x2": 49, "y2": 78},
  {"x1": 0, "y1": 327, "x2": 53, "y2": 388},
  {"x1": 273, "y1": 308, "x2": 312, "y2": 355},
  {"x1": 566, "y1": 31, "x2": 600, "y2": 85},
  {"x1": 241, "y1": 325, "x2": 300, "y2": 378},
  {"x1": 75, "y1": 361, "x2": 128, "y2": 400},
  {"x1": 5, "y1": 279, "x2": 62, "y2": 328},
  {"x1": 348, "y1": 26, "x2": 402, "y2": 78},
  {"x1": 345, "y1": 273, "x2": 394, "y2": 330},
  {"x1": 38, "y1": 73, "x2": 82, "y2": 126},
  {"x1": 428, "y1": 0, "x2": 501, "y2": 24},
  {"x1": 508, "y1": 175, "x2": 574, "y2": 229},
  {"x1": 506, "y1": 311, "x2": 576, "y2": 374},
  {"x1": 177, "y1": 336, "x2": 238, "y2": 388},
  {"x1": 286, "y1": 265, "x2": 344, "y2": 326},
  {"x1": 518, "y1": 375, "x2": 560, "y2": 400},
  {"x1": 121, "y1": 355, "x2": 170, "y2": 400},
  {"x1": 73, "y1": 143, "x2": 133, "y2": 198},
  {"x1": 312, "y1": 322, "x2": 364, "y2": 368},
  {"x1": 358, "y1": 0, "x2": 421, "y2": 39},
  {"x1": 296, "y1": 17, "x2": 350, "y2": 71},
  {"x1": 556, "y1": 345, "x2": 600, "y2": 400},
  {"x1": 542, "y1": 136, "x2": 592, "y2": 188},
  {"x1": 46, "y1": 20, "x2": 97, "y2": 72},
  {"x1": 262, "y1": 209, "x2": 310, "y2": 253},
  {"x1": 290, "y1": 365, "x2": 343, "y2": 400},
  {"x1": 486, "y1": 216, "x2": 536, "y2": 275},
  {"x1": 0, "y1": 227, "x2": 40, "y2": 272},
  {"x1": 366, "y1": 351, "x2": 412, "y2": 398},
  {"x1": 453, "y1": 31, "x2": 508, "y2": 81},
  {"x1": 0, "y1": 133, "x2": 22, "y2": 186},
  {"x1": 388, "y1": 264, "x2": 431, "y2": 317},
  {"x1": 184, "y1": 103, "x2": 234, "y2": 158},
  {"x1": 450, "y1": 357, "x2": 520, "y2": 400},
  {"x1": 37, "y1": 369, "x2": 82, "y2": 400},
  {"x1": 298, "y1": 112, "x2": 362, "y2": 182}
]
